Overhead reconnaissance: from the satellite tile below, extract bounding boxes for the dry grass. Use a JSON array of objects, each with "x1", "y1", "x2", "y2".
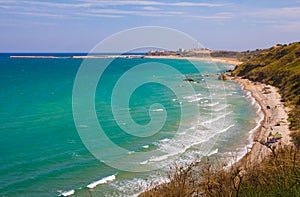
[{"x1": 139, "y1": 145, "x2": 300, "y2": 197}]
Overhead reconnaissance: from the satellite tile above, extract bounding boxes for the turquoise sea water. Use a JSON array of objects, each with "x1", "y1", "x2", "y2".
[{"x1": 0, "y1": 57, "x2": 260, "y2": 196}]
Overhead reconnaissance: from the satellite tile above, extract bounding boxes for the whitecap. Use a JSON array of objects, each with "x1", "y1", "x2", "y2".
[
  {"x1": 202, "y1": 102, "x2": 220, "y2": 107},
  {"x1": 149, "y1": 154, "x2": 171, "y2": 162},
  {"x1": 151, "y1": 108, "x2": 164, "y2": 112},
  {"x1": 145, "y1": 124, "x2": 234, "y2": 166},
  {"x1": 200, "y1": 111, "x2": 232, "y2": 125},
  {"x1": 187, "y1": 97, "x2": 201, "y2": 103},
  {"x1": 87, "y1": 175, "x2": 116, "y2": 189},
  {"x1": 142, "y1": 145, "x2": 149, "y2": 149},
  {"x1": 60, "y1": 190, "x2": 75, "y2": 196},
  {"x1": 211, "y1": 105, "x2": 229, "y2": 112},
  {"x1": 218, "y1": 124, "x2": 235, "y2": 134},
  {"x1": 248, "y1": 115, "x2": 264, "y2": 134},
  {"x1": 159, "y1": 138, "x2": 170, "y2": 142},
  {"x1": 207, "y1": 148, "x2": 218, "y2": 156},
  {"x1": 140, "y1": 160, "x2": 148, "y2": 165}
]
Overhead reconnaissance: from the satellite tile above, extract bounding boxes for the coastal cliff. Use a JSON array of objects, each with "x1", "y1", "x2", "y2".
[
  {"x1": 233, "y1": 42, "x2": 300, "y2": 146},
  {"x1": 140, "y1": 42, "x2": 300, "y2": 197}
]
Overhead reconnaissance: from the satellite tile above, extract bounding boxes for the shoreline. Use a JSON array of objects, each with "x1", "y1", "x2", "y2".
[
  {"x1": 12, "y1": 53, "x2": 281, "y2": 167},
  {"x1": 143, "y1": 55, "x2": 243, "y2": 65},
  {"x1": 138, "y1": 75, "x2": 292, "y2": 196},
  {"x1": 139, "y1": 76, "x2": 293, "y2": 196},
  {"x1": 8, "y1": 54, "x2": 290, "y2": 194},
  {"x1": 9, "y1": 55, "x2": 242, "y2": 65},
  {"x1": 229, "y1": 76, "x2": 291, "y2": 168}
]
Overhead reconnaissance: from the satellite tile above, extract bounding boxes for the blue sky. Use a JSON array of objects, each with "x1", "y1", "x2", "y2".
[{"x1": 1, "y1": 0, "x2": 300, "y2": 52}]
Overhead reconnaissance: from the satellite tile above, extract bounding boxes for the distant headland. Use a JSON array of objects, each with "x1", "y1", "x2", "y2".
[{"x1": 7, "y1": 47, "x2": 245, "y2": 65}]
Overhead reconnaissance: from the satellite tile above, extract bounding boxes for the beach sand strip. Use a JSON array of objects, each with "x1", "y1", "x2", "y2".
[{"x1": 230, "y1": 77, "x2": 291, "y2": 167}]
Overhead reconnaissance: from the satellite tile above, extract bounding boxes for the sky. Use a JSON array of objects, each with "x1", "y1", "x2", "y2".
[{"x1": 1, "y1": 0, "x2": 300, "y2": 52}]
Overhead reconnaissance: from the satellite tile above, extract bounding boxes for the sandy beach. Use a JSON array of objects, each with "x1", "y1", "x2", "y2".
[
  {"x1": 144, "y1": 55, "x2": 243, "y2": 65},
  {"x1": 230, "y1": 76, "x2": 291, "y2": 167},
  {"x1": 145, "y1": 55, "x2": 291, "y2": 167}
]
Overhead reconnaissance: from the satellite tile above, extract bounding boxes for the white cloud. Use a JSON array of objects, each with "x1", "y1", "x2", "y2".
[
  {"x1": 88, "y1": 8, "x2": 183, "y2": 17},
  {"x1": 0, "y1": 0, "x2": 229, "y2": 20},
  {"x1": 247, "y1": 7, "x2": 300, "y2": 19},
  {"x1": 142, "y1": 6, "x2": 160, "y2": 11},
  {"x1": 171, "y1": 2, "x2": 225, "y2": 7},
  {"x1": 78, "y1": 0, "x2": 164, "y2": 6},
  {"x1": 187, "y1": 12, "x2": 233, "y2": 19},
  {"x1": 9, "y1": 11, "x2": 65, "y2": 18},
  {"x1": 22, "y1": 0, "x2": 92, "y2": 8},
  {"x1": 0, "y1": 0, "x2": 19, "y2": 3},
  {"x1": 272, "y1": 21, "x2": 300, "y2": 32},
  {"x1": 77, "y1": 12, "x2": 124, "y2": 18},
  {"x1": 77, "y1": 0, "x2": 225, "y2": 7},
  {"x1": 0, "y1": 5, "x2": 17, "y2": 9}
]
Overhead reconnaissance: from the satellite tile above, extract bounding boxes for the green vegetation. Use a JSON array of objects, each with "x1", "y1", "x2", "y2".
[
  {"x1": 211, "y1": 49, "x2": 263, "y2": 61},
  {"x1": 140, "y1": 42, "x2": 300, "y2": 196},
  {"x1": 140, "y1": 146, "x2": 300, "y2": 197},
  {"x1": 233, "y1": 42, "x2": 300, "y2": 147}
]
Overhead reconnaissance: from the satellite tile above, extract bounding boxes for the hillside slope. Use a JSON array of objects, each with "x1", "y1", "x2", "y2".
[{"x1": 233, "y1": 42, "x2": 300, "y2": 145}]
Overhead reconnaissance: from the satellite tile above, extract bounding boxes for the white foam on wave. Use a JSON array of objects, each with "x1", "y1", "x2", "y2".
[
  {"x1": 224, "y1": 82, "x2": 266, "y2": 168},
  {"x1": 245, "y1": 91, "x2": 251, "y2": 98},
  {"x1": 256, "y1": 103, "x2": 262, "y2": 113},
  {"x1": 141, "y1": 124, "x2": 234, "y2": 165},
  {"x1": 200, "y1": 111, "x2": 233, "y2": 125},
  {"x1": 151, "y1": 108, "x2": 164, "y2": 112},
  {"x1": 110, "y1": 176, "x2": 169, "y2": 197},
  {"x1": 59, "y1": 190, "x2": 75, "y2": 196},
  {"x1": 249, "y1": 112, "x2": 264, "y2": 134},
  {"x1": 211, "y1": 104, "x2": 229, "y2": 112},
  {"x1": 183, "y1": 94, "x2": 203, "y2": 103},
  {"x1": 243, "y1": 89, "x2": 265, "y2": 135},
  {"x1": 218, "y1": 124, "x2": 235, "y2": 134},
  {"x1": 226, "y1": 143, "x2": 255, "y2": 168},
  {"x1": 207, "y1": 148, "x2": 218, "y2": 156},
  {"x1": 186, "y1": 124, "x2": 235, "y2": 149},
  {"x1": 87, "y1": 175, "x2": 116, "y2": 189},
  {"x1": 140, "y1": 160, "x2": 148, "y2": 165},
  {"x1": 159, "y1": 138, "x2": 170, "y2": 142},
  {"x1": 201, "y1": 102, "x2": 220, "y2": 107},
  {"x1": 148, "y1": 151, "x2": 178, "y2": 163},
  {"x1": 250, "y1": 96, "x2": 256, "y2": 105},
  {"x1": 188, "y1": 97, "x2": 201, "y2": 103},
  {"x1": 142, "y1": 145, "x2": 149, "y2": 149}
]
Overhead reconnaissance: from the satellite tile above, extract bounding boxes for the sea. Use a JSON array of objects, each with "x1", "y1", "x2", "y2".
[{"x1": 0, "y1": 53, "x2": 262, "y2": 196}]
